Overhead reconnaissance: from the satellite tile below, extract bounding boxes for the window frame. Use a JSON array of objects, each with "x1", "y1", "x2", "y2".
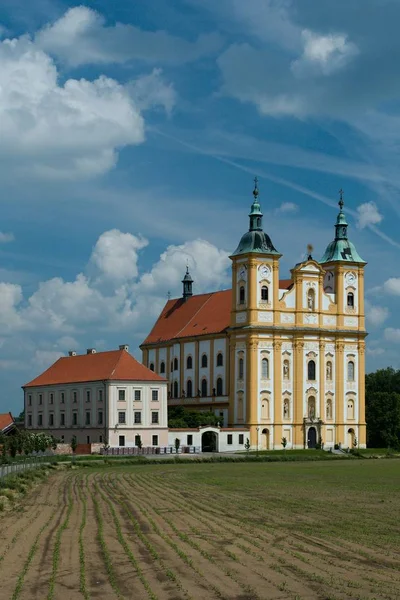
[
  {"x1": 187, "y1": 434, "x2": 193, "y2": 445},
  {"x1": 308, "y1": 360, "x2": 316, "y2": 381},
  {"x1": 118, "y1": 411, "x2": 126, "y2": 425},
  {"x1": 261, "y1": 285, "x2": 269, "y2": 302},
  {"x1": 216, "y1": 353, "x2": 223, "y2": 367},
  {"x1": 151, "y1": 389, "x2": 159, "y2": 402},
  {"x1": 118, "y1": 389, "x2": 126, "y2": 402},
  {"x1": 134, "y1": 389, "x2": 141, "y2": 402},
  {"x1": 134, "y1": 411, "x2": 142, "y2": 424},
  {"x1": 85, "y1": 411, "x2": 91, "y2": 425},
  {"x1": 151, "y1": 411, "x2": 159, "y2": 424},
  {"x1": 160, "y1": 361, "x2": 165, "y2": 374},
  {"x1": 152, "y1": 435, "x2": 158, "y2": 446},
  {"x1": 216, "y1": 377, "x2": 223, "y2": 396},
  {"x1": 201, "y1": 354, "x2": 208, "y2": 368},
  {"x1": 186, "y1": 355, "x2": 193, "y2": 369},
  {"x1": 239, "y1": 285, "x2": 245, "y2": 304},
  {"x1": 227, "y1": 434, "x2": 233, "y2": 445},
  {"x1": 201, "y1": 378, "x2": 208, "y2": 397}
]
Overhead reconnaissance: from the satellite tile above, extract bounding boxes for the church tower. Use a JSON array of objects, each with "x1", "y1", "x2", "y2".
[
  {"x1": 320, "y1": 191, "x2": 367, "y2": 447},
  {"x1": 229, "y1": 179, "x2": 281, "y2": 445}
]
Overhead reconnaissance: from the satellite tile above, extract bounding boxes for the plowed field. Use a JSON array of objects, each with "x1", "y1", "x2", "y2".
[{"x1": 1, "y1": 460, "x2": 400, "y2": 600}]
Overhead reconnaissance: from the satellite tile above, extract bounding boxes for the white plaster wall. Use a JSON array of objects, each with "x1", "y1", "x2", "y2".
[
  {"x1": 281, "y1": 288, "x2": 295, "y2": 307},
  {"x1": 168, "y1": 427, "x2": 249, "y2": 452}
]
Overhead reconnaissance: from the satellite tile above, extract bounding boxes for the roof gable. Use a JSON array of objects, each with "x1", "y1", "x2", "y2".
[
  {"x1": 0, "y1": 412, "x2": 15, "y2": 433},
  {"x1": 24, "y1": 349, "x2": 165, "y2": 388}
]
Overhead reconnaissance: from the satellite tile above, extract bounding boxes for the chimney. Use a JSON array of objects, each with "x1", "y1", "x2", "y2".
[
  {"x1": 86, "y1": 348, "x2": 96, "y2": 354},
  {"x1": 119, "y1": 344, "x2": 129, "y2": 352},
  {"x1": 68, "y1": 351, "x2": 77, "y2": 357}
]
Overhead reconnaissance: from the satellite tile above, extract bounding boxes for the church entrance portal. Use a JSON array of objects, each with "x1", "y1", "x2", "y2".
[
  {"x1": 261, "y1": 428, "x2": 270, "y2": 450},
  {"x1": 202, "y1": 431, "x2": 218, "y2": 452},
  {"x1": 307, "y1": 427, "x2": 317, "y2": 449}
]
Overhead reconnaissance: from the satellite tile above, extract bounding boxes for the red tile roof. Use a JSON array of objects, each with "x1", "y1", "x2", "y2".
[
  {"x1": 0, "y1": 412, "x2": 15, "y2": 433},
  {"x1": 24, "y1": 349, "x2": 165, "y2": 388},
  {"x1": 142, "y1": 282, "x2": 293, "y2": 346}
]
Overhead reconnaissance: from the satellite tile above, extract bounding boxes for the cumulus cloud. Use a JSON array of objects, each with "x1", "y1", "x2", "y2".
[
  {"x1": 365, "y1": 301, "x2": 389, "y2": 327},
  {"x1": 0, "y1": 232, "x2": 14, "y2": 243},
  {"x1": 128, "y1": 69, "x2": 177, "y2": 115},
  {"x1": 384, "y1": 328, "x2": 400, "y2": 343},
  {"x1": 292, "y1": 30, "x2": 358, "y2": 77},
  {"x1": 355, "y1": 202, "x2": 383, "y2": 229},
  {"x1": 89, "y1": 230, "x2": 148, "y2": 284},
  {"x1": 383, "y1": 278, "x2": 400, "y2": 295},
  {"x1": 275, "y1": 202, "x2": 299, "y2": 214},
  {"x1": 35, "y1": 6, "x2": 222, "y2": 67},
  {"x1": 366, "y1": 347, "x2": 385, "y2": 356}
]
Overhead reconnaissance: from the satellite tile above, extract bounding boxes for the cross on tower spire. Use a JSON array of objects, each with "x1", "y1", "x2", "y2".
[
  {"x1": 338, "y1": 188, "x2": 344, "y2": 211},
  {"x1": 253, "y1": 176, "x2": 259, "y2": 199}
]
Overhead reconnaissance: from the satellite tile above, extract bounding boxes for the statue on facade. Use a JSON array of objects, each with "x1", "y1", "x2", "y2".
[{"x1": 283, "y1": 360, "x2": 290, "y2": 380}]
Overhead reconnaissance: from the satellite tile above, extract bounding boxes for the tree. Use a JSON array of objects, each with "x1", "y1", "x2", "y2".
[
  {"x1": 366, "y1": 391, "x2": 400, "y2": 449},
  {"x1": 174, "y1": 438, "x2": 180, "y2": 453},
  {"x1": 244, "y1": 438, "x2": 250, "y2": 453},
  {"x1": 168, "y1": 407, "x2": 220, "y2": 428},
  {"x1": 71, "y1": 435, "x2": 78, "y2": 455},
  {"x1": 281, "y1": 437, "x2": 287, "y2": 450}
]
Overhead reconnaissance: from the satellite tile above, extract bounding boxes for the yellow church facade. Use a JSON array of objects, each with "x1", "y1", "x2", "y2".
[{"x1": 141, "y1": 182, "x2": 366, "y2": 450}]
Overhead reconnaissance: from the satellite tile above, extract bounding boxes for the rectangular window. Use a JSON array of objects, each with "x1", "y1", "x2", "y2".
[
  {"x1": 152, "y1": 389, "x2": 158, "y2": 401},
  {"x1": 28, "y1": 394, "x2": 32, "y2": 406},
  {"x1": 28, "y1": 414, "x2": 32, "y2": 426},
  {"x1": 98, "y1": 411, "x2": 103, "y2": 425},
  {"x1": 99, "y1": 435, "x2": 103, "y2": 443},
  {"x1": 134, "y1": 389, "x2": 141, "y2": 402},
  {"x1": 73, "y1": 391, "x2": 77, "y2": 403},
  {"x1": 134, "y1": 411, "x2": 141, "y2": 424},
  {"x1": 60, "y1": 413, "x2": 65, "y2": 426},
  {"x1": 99, "y1": 389, "x2": 103, "y2": 402},
  {"x1": 239, "y1": 434, "x2": 244, "y2": 445},
  {"x1": 73, "y1": 412, "x2": 77, "y2": 426},
  {"x1": 152, "y1": 435, "x2": 158, "y2": 446},
  {"x1": 118, "y1": 389, "x2": 125, "y2": 401},
  {"x1": 61, "y1": 392, "x2": 65, "y2": 404},
  {"x1": 39, "y1": 394, "x2": 43, "y2": 405},
  {"x1": 61, "y1": 435, "x2": 64, "y2": 442},
  {"x1": 135, "y1": 435, "x2": 141, "y2": 447},
  {"x1": 49, "y1": 413, "x2": 54, "y2": 426},
  {"x1": 50, "y1": 393, "x2": 54, "y2": 404},
  {"x1": 87, "y1": 436, "x2": 90, "y2": 444},
  {"x1": 118, "y1": 411, "x2": 126, "y2": 424},
  {"x1": 86, "y1": 390, "x2": 91, "y2": 402},
  {"x1": 187, "y1": 434, "x2": 193, "y2": 445},
  {"x1": 151, "y1": 411, "x2": 159, "y2": 424},
  {"x1": 85, "y1": 411, "x2": 91, "y2": 425},
  {"x1": 227, "y1": 434, "x2": 233, "y2": 445},
  {"x1": 38, "y1": 414, "x2": 43, "y2": 426},
  {"x1": 119, "y1": 435, "x2": 125, "y2": 447}
]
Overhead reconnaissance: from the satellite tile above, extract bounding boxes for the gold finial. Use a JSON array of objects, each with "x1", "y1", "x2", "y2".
[
  {"x1": 338, "y1": 188, "x2": 344, "y2": 210},
  {"x1": 307, "y1": 244, "x2": 314, "y2": 260},
  {"x1": 253, "y1": 176, "x2": 259, "y2": 199}
]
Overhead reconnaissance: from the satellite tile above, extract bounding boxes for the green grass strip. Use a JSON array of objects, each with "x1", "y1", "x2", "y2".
[
  {"x1": 77, "y1": 476, "x2": 90, "y2": 600},
  {"x1": 47, "y1": 478, "x2": 74, "y2": 600}
]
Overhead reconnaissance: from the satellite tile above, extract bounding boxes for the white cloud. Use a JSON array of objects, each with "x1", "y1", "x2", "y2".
[
  {"x1": 355, "y1": 202, "x2": 383, "y2": 229},
  {"x1": 384, "y1": 328, "x2": 400, "y2": 343},
  {"x1": 35, "y1": 6, "x2": 222, "y2": 67},
  {"x1": 292, "y1": 30, "x2": 358, "y2": 77},
  {"x1": 56, "y1": 336, "x2": 79, "y2": 350},
  {"x1": 33, "y1": 350, "x2": 64, "y2": 369},
  {"x1": 275, "y1": 202, "x2": 299, "y2": 214},
  {"x1": 365, "y1": 302, "x2": 389, "y2": 327},
  {"x1": 0, "y1": 34, "x2": 170, "y2": 179},
  {"x1": 89, "y1": 229, "x2": 148, "y2": 284},
  {"x1": 383, "y1": 278, "x2": 400, "y2": 296},
  {"x1": 366, "y1": 347, "x2": 385, "y2": 356},
  {"x1": 128, "y1": 68, "x2": 177, "y2": 115},
  {"x1": 0, "y1": 283, "x2": 24, "y2": 330},
  {"x1": 0, "y1": 232, "x2": 14, "y2": 243}
]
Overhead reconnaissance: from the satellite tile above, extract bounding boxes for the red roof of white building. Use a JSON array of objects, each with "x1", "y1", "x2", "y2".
[
  {"x1": 0, "y1": 412, "x2": 15, "y2": 434},
  {"x1": 23, "y1": 349, "x2": 165, "y2": 388},
  {"x1": 142, "y1": 282, "x2": 293, "y2": 346}
]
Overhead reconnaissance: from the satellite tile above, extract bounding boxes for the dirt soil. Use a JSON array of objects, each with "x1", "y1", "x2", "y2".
[{"x1": 1, "y1": 463, "x2": 400, "y2": 600}]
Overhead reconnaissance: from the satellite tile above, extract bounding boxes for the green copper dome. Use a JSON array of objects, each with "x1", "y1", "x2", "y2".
[
  {"x1": 320, "y1": 194, "x2": 365, "y2": 264},
  {"x1": 232, "y1": 178, "x2": 280, "y2": 257}
]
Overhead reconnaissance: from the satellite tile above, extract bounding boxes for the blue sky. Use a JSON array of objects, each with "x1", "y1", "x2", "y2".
[{"x1": 0, "y1": 0, "x2": 399, "y2": 414}]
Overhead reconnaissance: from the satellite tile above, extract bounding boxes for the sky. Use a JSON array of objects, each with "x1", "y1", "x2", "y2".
[{"x1": 0, "y1": 0, "x2": 400, "y2": 415}]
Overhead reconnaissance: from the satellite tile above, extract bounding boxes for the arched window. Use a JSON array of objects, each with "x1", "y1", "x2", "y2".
[
  {"x1": 307, "y1": 288, "x2": 315, "y2": 311},
  {"x1": 257, "y1": 217, "x2": 261, "y2": 228},
  {"x1": 261, "y1": 357, "x2": 269, "y2": 379},
  {"x1": 308, "y1": 360, "x2": 316, "y2": 381},
  {"x1": 347, "y1": 399, "x2": 355, "y2": 420},
  {"x1": 261, "y1": 286, "x2": 269, "y2": 302},
  {"x1": 348, "y1": 361, "x2": 355, "y2": 381},
  {"x1": 186, "y1": 379, "x2": 193, "y2": 398},
  {"x1": 216, "y1": 377, "x2": 223, "y2": 396},
  {"x1": 347, "y1": 292, "x2": 354, "y2": 307},
  {"x1": 283, "y1": 399, "x2": 290, "y2": 419},
  {"x1": 326, "y1": 361, "x2": 332, "y2": 381},
  {"x1": 216, "y1": 353, "x2": 223, "y2": 367},
  {"x1": 283, "y1": 359, "x2": 290, "y2": 380},
  {"x1": 170, "y1": 361, "x2": 173, "y2": 373},
  {"x1": 174, "y1": 358, "x2": 178, "y2": 371},
  {"x1": 238, "y1": 357, "x2": 244, "y2": 379},
  {"x1": 160, "y1": 361, "x2": 165, "y2": 374},
  {"x1": 201, "y1": 378, "x2": 208, "y2": 397},
  {"x1": 239, "y1": 286, "x2": 245, "y2": 304},
  {"x1": 149, "y1": 363, "x2": 154, "y2": 372},
  {"x1": 201, "y1": 354, "x2": 208, "y2": 368},
  {"x1": 186, "y1": 355, "x2": 193, "y2": 369},
  {"x1": 308, "y1": 396, "x2": 316, "y2": 418},
  {"x1": 173, "y1": 381, "x2": 178, "y2": 398}
]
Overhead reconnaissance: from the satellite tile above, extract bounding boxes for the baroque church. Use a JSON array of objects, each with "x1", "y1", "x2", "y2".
[{"x1": 141, "y1": 181, "x2": 367, "y2": 450}]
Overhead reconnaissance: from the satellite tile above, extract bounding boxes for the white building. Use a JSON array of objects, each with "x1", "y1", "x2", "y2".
[{"x1": 23, "y1": 345, "x2": 168, "y2": 448}]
